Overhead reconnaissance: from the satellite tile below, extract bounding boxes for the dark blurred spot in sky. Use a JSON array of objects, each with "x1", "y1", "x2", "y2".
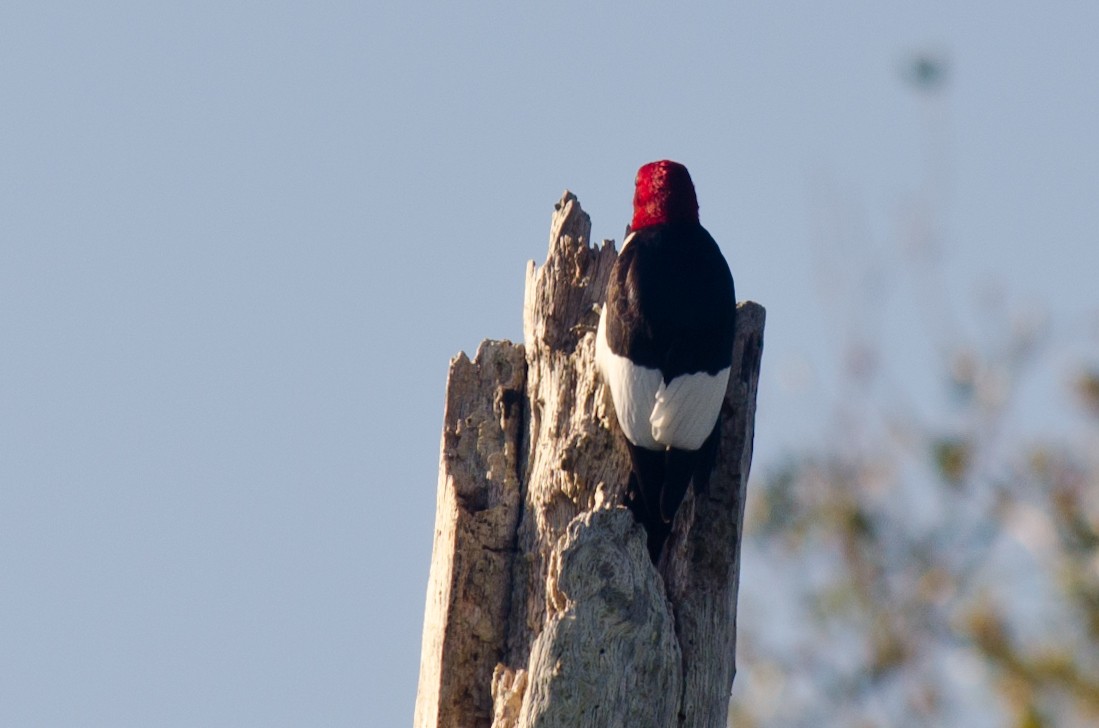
[{"x1": 902, "y1": 52, "x2": 950, "y2": 92}]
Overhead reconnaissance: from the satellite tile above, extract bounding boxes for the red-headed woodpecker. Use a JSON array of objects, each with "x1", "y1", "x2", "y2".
[{"x1": 596, "y1": 160, "x2": 736, "y2": 562}]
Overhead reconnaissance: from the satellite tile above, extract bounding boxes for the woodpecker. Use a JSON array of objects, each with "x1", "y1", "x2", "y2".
[{"x1": 596, "y1": 160, "x2": 736, "y2": 562}]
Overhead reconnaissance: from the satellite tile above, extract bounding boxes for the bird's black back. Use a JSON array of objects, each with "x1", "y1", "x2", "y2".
[{"x1": 604, "y1": 222, "x2": 736, "y2": 383}]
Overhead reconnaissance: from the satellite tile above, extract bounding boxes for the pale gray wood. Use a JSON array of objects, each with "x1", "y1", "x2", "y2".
[
  {"x1": 414, "y1": 341, "x2": 526, "y2": 728},
  {"x1": 415, "y1": 191, "x2": 765, "y2": 728},
  {"x1": 516, "y1": 509, "x2": 681, "y2": 728},
  {"x1": 507, "y1": 192, "x2": 629, "y2": 672}
]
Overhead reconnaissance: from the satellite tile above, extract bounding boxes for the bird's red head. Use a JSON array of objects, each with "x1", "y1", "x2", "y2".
[{"x1": 631, "y1": 160, "x2": 699, "y2": 230}]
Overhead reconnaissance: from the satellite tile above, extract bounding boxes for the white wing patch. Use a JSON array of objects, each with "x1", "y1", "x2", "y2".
[
  {"x1": 596, "y1": 306, "x2": 729, "y2": 451},
  {"x1": 651, "y1": 367, "x2": 730, "y2": 450},
  {"x1": 596, "y1": 306, "x2": 662, "y2": 449}
]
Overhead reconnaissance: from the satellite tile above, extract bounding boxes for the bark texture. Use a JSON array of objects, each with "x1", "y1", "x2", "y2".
[
  {"x1": 414, "y1": 341, "x2": 526, "y2": 728},
  {"x1": 415, "y1": 191, "x2": 765, "y2": 728}
]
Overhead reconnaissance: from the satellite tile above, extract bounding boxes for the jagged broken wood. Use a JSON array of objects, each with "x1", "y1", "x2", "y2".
[{"x1": 414, "y1": 192, "x2": 765, "y2": 728}]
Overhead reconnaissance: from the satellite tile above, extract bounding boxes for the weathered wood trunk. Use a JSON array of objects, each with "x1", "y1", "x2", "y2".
[{"x1": 415, "y1": 192, "x2": 765, "y2": 728}]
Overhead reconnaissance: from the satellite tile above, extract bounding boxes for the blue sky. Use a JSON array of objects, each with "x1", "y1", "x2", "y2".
[{"x1": 2, "y1": 2, "x2": 1098, "y2": 725}]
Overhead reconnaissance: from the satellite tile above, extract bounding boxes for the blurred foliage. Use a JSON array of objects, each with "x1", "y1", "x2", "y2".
[
  {"x1": 1075, "y1": 370, "x2": 1099, "y2": 419},
  {"x1": 733, "y1": 308, "x2": 1099, "y2": 726},
  {"x1": 729, "y1": 60, "x2": 1099, "y2": 724}
]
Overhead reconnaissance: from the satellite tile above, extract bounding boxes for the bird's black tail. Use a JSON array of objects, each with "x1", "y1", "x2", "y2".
[
  {"x1": 624, "y1": 445, "x2": 670, "y2": 562},
  {"x1": 624, "y1": 421, "x2": 722, "y2": 563}
]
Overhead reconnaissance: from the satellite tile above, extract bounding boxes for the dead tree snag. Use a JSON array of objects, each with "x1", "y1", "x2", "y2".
[{"x1": 415, "y1": 192, "x2": 765, "y2": 728}]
